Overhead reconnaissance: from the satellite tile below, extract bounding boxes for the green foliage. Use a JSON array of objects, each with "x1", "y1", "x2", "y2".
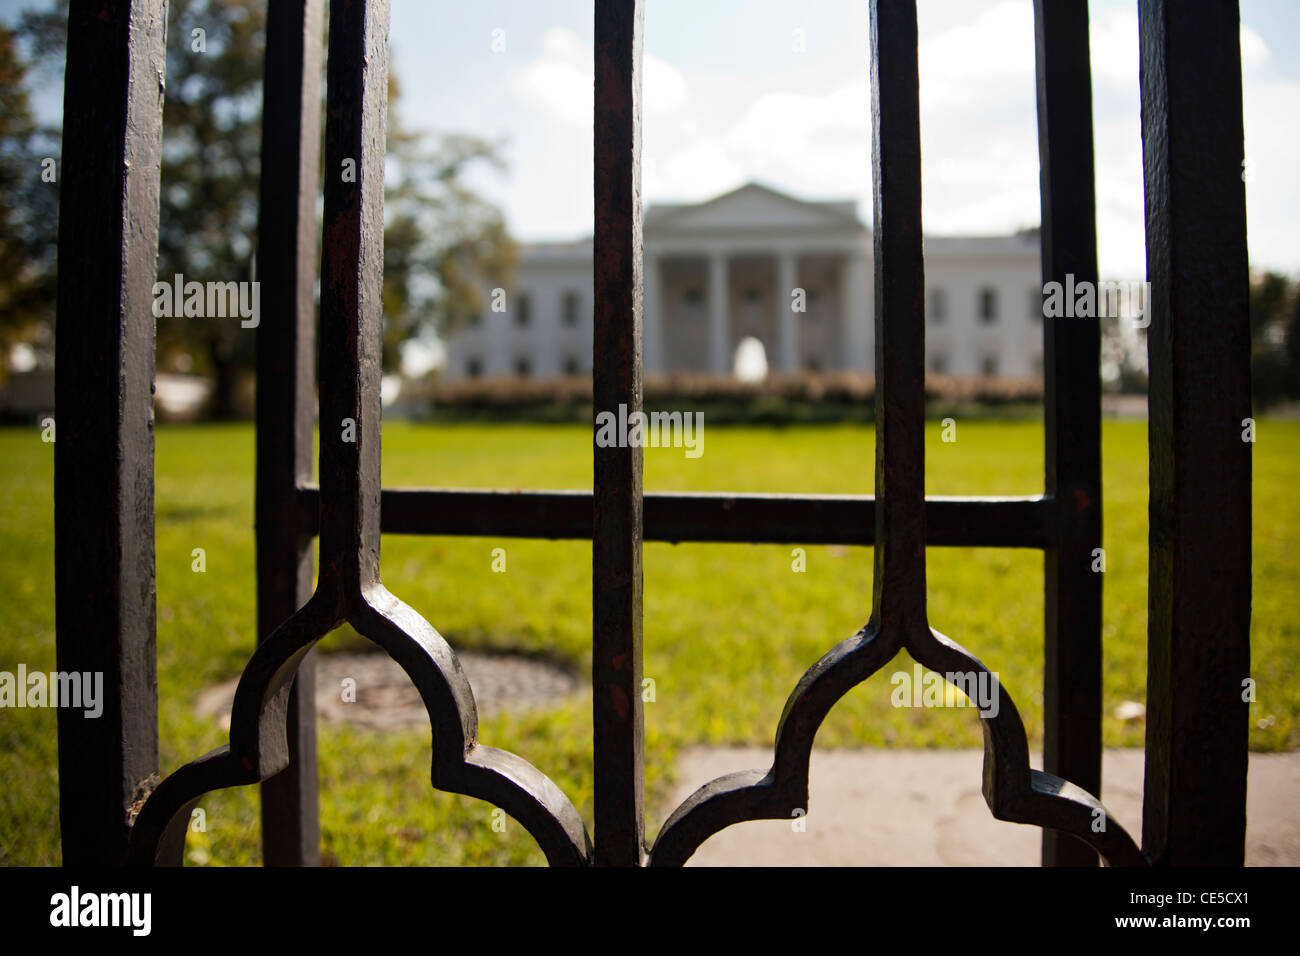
[
  {"x1": 1250, "y1": 271, "x2": 1300, "y2": 409},
  {"x1": 422, "y1": 372, "x2": 1045, "y2": 424},
  {"x1": 0, "y1": 22, "x2": 58, "y2": 371},
  {"x1": 1, "y1": 421, "x2": 1295, "y2": 864},
  {"x1": 382, "y1": 82, "x2": 516, "y2": 370},
  {"x1": 8, "y1": 0, "x2": 513, "y2": 415}
]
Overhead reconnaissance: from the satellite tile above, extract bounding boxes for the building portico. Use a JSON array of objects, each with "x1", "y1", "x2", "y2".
[
  {"x1": 443, "y1": 182, "x2": 1041, "y2": 382},
  {"x1": 648, "y1": 247, "x2": 867, "y2": 374}
]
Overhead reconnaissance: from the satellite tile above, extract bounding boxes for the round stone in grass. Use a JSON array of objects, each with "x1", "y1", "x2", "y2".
[{"x1": 195, "y1": 648, "x2": 580, "y2": 732}]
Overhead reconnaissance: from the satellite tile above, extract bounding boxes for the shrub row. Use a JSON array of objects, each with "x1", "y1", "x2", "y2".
[{"x1": 417, "y1": 372, "x2": 1045, "y2": 423}]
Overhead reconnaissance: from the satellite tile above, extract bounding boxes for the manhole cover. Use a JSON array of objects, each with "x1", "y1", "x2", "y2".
[{"x1": 195, "y1": 649, "x2": 580, "y2": 732}]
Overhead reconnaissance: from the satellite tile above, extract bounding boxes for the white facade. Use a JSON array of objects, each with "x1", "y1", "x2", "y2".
[{"x1": 444, "y1": 183, "x2": 1043, "y2": 380}]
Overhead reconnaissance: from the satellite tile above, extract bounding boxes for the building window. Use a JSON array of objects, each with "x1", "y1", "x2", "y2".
[
  {"x1": 980, "y1": 355, "x2": 999, "y2": 376},
  {"x1": 562, "y1": 290, "x2": 580, "y2": 326},
  {"x1": 930, "y1": 354, "x2": 948, "y2": 374},
  {"x1": 515, "y1": 293, "x2": 531, "y2": 326},
  {"x1": 979, "y1": 287, "x2": 998, "y2": 322},
  {"x1": 1028, "y1": 287, "x2": 1042, "y2": 321},
  {"x1": 466, "y1": 357, "x2": 483, "y2": 378},
  {"x1": 930, "y1": 287, "x2": 948, "y2": 322},
  {"x1": 514, "y1": 357, "x2": 531, "y2": 377},
  {"x1": 563, "y1": 355, "x2": 581, "y2": 375}
]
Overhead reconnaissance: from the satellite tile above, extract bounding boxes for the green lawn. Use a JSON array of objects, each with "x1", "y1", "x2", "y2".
[{"x1": 1, "y1": 419, "x2": 1296, "y2": 866}]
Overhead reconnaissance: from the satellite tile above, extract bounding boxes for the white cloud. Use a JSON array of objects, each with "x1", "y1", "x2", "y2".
[
  {"x1": 1087, "y1": 8, "x2": 1290, "y2": 275},
  {"x1": 912, "y1": 3, "x2": 1041, "y2": 237},
  {"x1": 514, "y1": 28, "x2": 591, "y2": 127},
  {"x1": 1243, "y1": 76, "x2": 1300, "y2": 272},
  {"x1": 929, "y1": 185, "x2": 1041, "y2": 234},
  {"x1": 514, "y1": 28, "x2": 686, "y2": 126},
  {"x1": 502, "y1": 7, "x2": 1294, "y2": 276},
  {"x1": 645, "y1": 54, "x2": 687, "y2": 113},
  {"x1": 1089, "y1": 7, "x2": 1140, "y2": 84},
  {"x1": 645, "y1": 141, "x2": 745, "y2": 203},
  {"x1": 1240, "y1": 26, "x2": 1269, "y2": 68},
  {"x1": 918, "y1": 2, "x2": 1035, "y2": 109},
  {"x1": 732, "y1": 83, "x2": 868, "y2": 146},
  {"x1": 726, "y1": 82, "x2": 870, "y2": 193}
]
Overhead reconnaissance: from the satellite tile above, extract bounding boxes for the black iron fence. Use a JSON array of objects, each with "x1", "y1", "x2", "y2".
[{"x1": 53, "y1": 0, "x2": 1251, "y2": 867}]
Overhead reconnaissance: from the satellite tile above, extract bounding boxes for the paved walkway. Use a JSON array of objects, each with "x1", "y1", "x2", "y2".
[{"x1": 663, "y1": 747, "x2": 1300, "y2": 865}]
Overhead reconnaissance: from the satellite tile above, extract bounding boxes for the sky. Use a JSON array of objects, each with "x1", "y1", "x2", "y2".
[
  {"x1": 381, "y1": 0, "x2": 1299, "y2": 279},
  {"x1": 5, "y1": 0, "x2": 1299, "y2": 282}
]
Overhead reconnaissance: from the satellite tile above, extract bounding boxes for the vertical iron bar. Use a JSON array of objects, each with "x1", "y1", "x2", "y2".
[
  {"x1": 869, "y1": 0, "x2": 926, "y2": 634},
  {"x1": 1138, "y1": 0, "x2": 1251, "y2": 866},
  {"x1": 54, "y1": 0, "x2": 166, "y2": 866},
  {"x1": 256, "y1": 0, "x2": 324, "y2": 867},
  {"x1": 592, "y1": 0, "x2": 645, "y2": 867},
  {"x1": 317, "y1": 0, "x2": 389, "y2": 600},
  {"x1": 1033, "y1": 0, "x2": 1103, "y2": 867}
]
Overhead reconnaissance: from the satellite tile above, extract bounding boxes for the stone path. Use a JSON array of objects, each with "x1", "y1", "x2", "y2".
[
  {"x1": 662, "y1": 747, "x2": 1300, "y2": 865},
  {"x1": 195, "y1": 649, "x2": 579, "y2": 732},
  {"x1": 194, "y1": 661, "x2": 1298, "y2": 866}
]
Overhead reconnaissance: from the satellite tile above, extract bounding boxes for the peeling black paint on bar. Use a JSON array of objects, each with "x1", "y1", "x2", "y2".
[
  {"x1": 54, "y1": 0, "x2": 165, "y2": 867},
  {"x1": 592, "y1": 0, "x2": 646, "y2": 867},
  {"x1": 1138, "y1": 0, "x2": 1251, "y2": 867},
  {"x1": 1033, "y1": 0, "x2": 1104, "y2": 868},
  {"x1": 255, "y1": 0, "x2": 324, "y2": 868}
]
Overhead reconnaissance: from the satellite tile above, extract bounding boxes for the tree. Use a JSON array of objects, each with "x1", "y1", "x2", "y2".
[
  {"x1": 1249, "y1": 271, "x2": 1300, "y2": 409},
  {"x1": 0, "y1": 22, "x2": 58, "y2": 380},
  {"x1": 154, "y1": 0, "x2": 264, "y2": 419},
  {"x1": 381, "y1": 74, "x2": 515, "y2": 373},
  {"x1": 14, "y1": 0, "x2": 513, "y2": 417},
  {"x1": 1249, "y1": 271, "x2": 1289, "y2": 343}
]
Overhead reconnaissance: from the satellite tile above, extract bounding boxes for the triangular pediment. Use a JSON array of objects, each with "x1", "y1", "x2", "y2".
[{"x1": 646, "y1": 182, "x2": 862, "y2": 235}]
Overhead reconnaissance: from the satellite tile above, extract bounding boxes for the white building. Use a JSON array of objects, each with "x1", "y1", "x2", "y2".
[{"x1": 444, "y1": 182, "x2": 1043, "y2": 380}]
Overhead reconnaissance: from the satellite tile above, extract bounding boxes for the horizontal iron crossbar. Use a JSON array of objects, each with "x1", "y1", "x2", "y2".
[{"x1": 294, "y1": 487, "x2": 1052, "y2": 548}]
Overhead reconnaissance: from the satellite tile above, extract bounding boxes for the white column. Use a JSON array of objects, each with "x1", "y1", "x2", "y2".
[
  {"x1": 777, "y1": 251, "x2": 799, "y2": 372},
  {"x1": 843, "y1": 247, "x2": 871, "y2": 372},
  {"x1": 708, "y1": 251, "x2": 729, "y2": 374},
  {"x1": 643, "y1": 253, "x2": 663, "y2": 373}
]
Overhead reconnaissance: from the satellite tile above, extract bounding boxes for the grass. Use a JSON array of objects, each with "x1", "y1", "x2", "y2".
[{"x1": 1, "y1": 419, "x2": 1296, "y2": 866}]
